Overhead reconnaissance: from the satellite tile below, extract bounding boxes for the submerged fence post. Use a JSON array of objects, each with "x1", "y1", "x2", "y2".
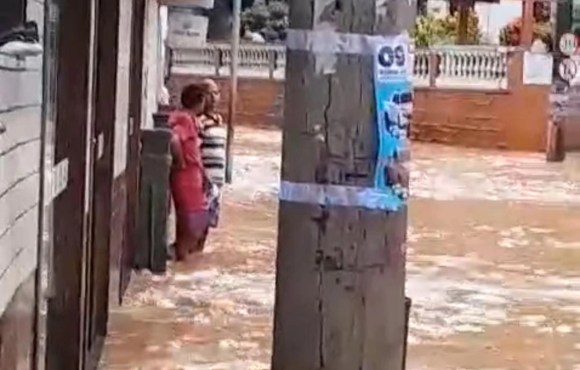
[
  {"x1": 135, "y1": 128, "x2": 172, "y2": 273},
  {"x1": 268, "y1": 50, "x2": 276, "y2": 80},
  {"x1": 403, "y1": 296, "x2": 412, "y2": 369}
]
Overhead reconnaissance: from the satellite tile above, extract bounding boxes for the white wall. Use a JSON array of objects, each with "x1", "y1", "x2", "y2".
[
  {"x1": 0, "y1": 0, "x2": 44, "y2": 315},
  {"x1": 113, "y1": 0, "x2": 133, "y2": 177},
  {"x1": 427, "y1": 0, "x2": 448, "y2": 18},
  {"x1": 160, "y1": 5, "x2": 168, "y2": 90},
  {"x1": 111, "y1": 0, "x2": 163, "y2": 181},
  {"x1": 141, "y1": 0, "x2": 163, "y2": 130},
  {"x1": 475, "y1": 0, "x2": 522, "y2": 44}
]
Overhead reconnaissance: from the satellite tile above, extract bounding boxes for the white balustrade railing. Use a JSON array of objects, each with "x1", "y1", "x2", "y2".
[
  {"x1": 412, "y1": 45, "x2": 510, "y2": 90},
  {"x1": 172, "y1": 43, "x2": 286, "y2": 79},
  {"x1": 413, "y1": 48, "x2": 430, "y2": 83},
  {"x1": 171, "y1": 43, "x2": 509, "y2": 90}
]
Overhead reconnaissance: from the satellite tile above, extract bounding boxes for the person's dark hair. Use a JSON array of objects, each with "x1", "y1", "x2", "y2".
[{"x1": 180, "y1": 83, "x2": 205, "y2": 109}]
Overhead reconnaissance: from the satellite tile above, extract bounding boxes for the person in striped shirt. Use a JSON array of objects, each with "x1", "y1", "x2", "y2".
[{"x1": 199, "y1": 78, "x2": 227, "y2": 229}]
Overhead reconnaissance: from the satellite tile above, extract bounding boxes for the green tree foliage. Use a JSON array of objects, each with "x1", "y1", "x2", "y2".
[
  {"x1": 241, "y1": 0, "x2": 289, "y2": 42},
  {"x1": 533, "y1": 0, "x2": 551, "y2": 23},
  {"x1": 499, "y1": 1, "x2": 552, "y2": 48},
  {"x1": 411, "y1": 10, "x2": 481, "y2": 47}
]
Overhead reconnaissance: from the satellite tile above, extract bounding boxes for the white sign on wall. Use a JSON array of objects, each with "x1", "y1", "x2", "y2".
[
  {"x1": 167, "y1": 7, "x2": 208, "y2": 49},
  {"x1": 160, "y1": 0, "x2": 214, "y2": 8},
  {"x1": 559, "y1": 33, "x2": 578, "y2": 57},
  {"x1": 559, "y1": 58, "x2": 578, "y2": 82},
  {"x1": 523, "y1": 52, "x2": 553, "y2": 85}
]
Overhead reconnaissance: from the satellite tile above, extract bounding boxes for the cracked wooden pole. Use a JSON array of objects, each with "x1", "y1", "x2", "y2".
[{"x1": 272, "y1": 0, "x2": 415, "y2": 369}]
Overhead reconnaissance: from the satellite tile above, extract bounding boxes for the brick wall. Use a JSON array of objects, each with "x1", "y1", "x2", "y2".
[
  {"x1": 169, "y1": 52, "x2": 550, "y2": 152},
  {"x1": 168, "y1": 73, "x2": 285, "y2": 129},
  {"x1": 412, "y1": 87, "x2": 548, "y2": 152},
  {"x1": 412, "y1": 52, "x2": 549, "y2": 152},
  {"x1": 0, "y1": 0, "x2": 45, "y2": 367},
  {"x1": 565, "y1": 121, "x2": 580, "y2": 152}
]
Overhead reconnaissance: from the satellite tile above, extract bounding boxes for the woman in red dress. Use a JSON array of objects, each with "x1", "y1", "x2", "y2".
[{"x1": 169, "y1": 83, "x2": 209, "y2": 261}]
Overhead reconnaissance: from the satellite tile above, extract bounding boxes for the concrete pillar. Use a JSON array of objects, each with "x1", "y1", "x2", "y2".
[{"x1": 521, "y1": 0, "x2": 535, "y2": 47}]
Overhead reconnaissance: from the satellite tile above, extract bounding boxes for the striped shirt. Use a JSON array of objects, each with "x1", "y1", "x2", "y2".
[{"x1": 199, "y1": 114, "x2": 227, "y2": 186}]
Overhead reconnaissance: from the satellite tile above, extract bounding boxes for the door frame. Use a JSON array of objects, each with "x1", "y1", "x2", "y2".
[
  {"x1": 83, "y1": 0, "x2": 120, "y2": 365},
  {"x1": 44, "y1": 0, "x2": 119, "y2": 367},
  {"x1": 119, "y1": 0, "x2": 147, "y2": 301},
  {"x1": 34, "y1": 0, "x2": 59, "y2": 368},
  {"x1": 45, "y1": 0, "x2": 95, "y2": 366}
]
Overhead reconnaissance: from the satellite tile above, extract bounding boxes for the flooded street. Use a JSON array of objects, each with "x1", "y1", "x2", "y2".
[{"x1": 100, "y1": 127, "x2": 580, "y2": 370}]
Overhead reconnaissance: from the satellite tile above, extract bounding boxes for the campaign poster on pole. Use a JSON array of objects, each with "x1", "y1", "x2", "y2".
[{"x1": 373, "y1": 33, "x2": 412, "y2": 207}]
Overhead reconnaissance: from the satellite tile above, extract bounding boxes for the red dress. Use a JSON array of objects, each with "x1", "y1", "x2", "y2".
[{"x1": 169, "y1": 111, "x2": 206, "y2": 213}]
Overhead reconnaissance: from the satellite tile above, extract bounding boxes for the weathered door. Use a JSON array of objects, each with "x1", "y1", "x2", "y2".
[
  {"x1": 45, "y1": 0, "x2": 117, "y2": 367},
  {"x1": 45, "y1": 0, "x2": 97, "y2": 367},
  {"x1": 82, "y1": 0, "x2": 120, "y2": 366}
]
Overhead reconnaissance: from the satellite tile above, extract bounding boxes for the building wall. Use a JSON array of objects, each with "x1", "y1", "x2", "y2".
[
  {"x1": 565, "y1": 120, "x2": 580, "y2": 152},
  {"x1": 108, "y1": 0, "x2": 134, "y2": 308},
  {"x1": 109, "y1": 0, "x2": 164, "y2": 305},
  {"x1": 143, "y1": 0, "x2": 162, "y2": 130},
  {"x1": 168, "y1": 57, "x2": 548, "y2": 152},
  {"x1": 0, "y1": 0, "x2": 45, "y2": 367},
  {"x1": 426, "y1": 0, "x2": 522, "y2": 45},
  {"x1": 412, "y1": 52, "x2": 549, "y2": 152},
  {"x1": 474, "y1": 0, "x2": 522, "y2": 44},
  {"x1": 412, "y1": 87, "x2": 547, "y2": 151}
]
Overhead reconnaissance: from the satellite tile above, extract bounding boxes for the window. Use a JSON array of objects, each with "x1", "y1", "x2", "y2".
[
  {"x1": 399, "y1": 92, "x2": 413, "y2": 104},
  {"x1": 392, "y1": 92, "x2": 413, "y2": 105},
  {"x1": 0, "y1": 0, "x2": 26, "y2": 36}
]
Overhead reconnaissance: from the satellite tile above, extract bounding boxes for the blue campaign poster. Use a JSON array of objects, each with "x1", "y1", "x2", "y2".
[{"x1": 373, "y1": 34, "x2": 412, "y2": 207}]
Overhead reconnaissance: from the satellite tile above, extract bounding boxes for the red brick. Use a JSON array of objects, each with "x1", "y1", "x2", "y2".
[{"x1": 169, "y1": 57, "x2": 549, "y2": 152}]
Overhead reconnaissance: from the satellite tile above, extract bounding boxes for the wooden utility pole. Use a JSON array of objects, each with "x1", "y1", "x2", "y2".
[
  {"x1": 456, "y1": 1, "x2": 470, "y2": 45},
  {"x1": 272, "y1": 0, "x2": 415, "y2": 369}
]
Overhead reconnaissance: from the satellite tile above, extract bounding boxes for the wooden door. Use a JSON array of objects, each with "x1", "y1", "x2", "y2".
[
  {"x1": 46, "y1": 0, "x2": 96, "y2": 367},
  {"x1": 82, "y1": 0, "x2": 119, "y2": 366},
  {"x1": 45, "y1": 0, "x2": 118, "y2": 367}
]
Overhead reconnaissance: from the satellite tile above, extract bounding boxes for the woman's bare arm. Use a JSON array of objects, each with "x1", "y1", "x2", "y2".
[{"x1": 170, "y1": 133, "x2": 186, "y2": 169}]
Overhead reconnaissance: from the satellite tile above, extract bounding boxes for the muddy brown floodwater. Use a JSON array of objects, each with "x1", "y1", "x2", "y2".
[{"x1": 100, "y1": 127, "x2": 580, "y2": 370}]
